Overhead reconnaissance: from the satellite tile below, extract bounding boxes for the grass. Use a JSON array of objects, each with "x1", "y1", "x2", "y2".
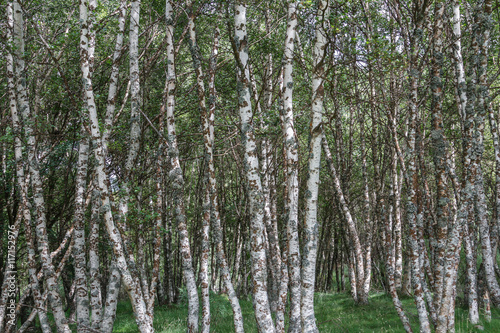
[{"x1": 112, "y1": 292, "x2": 500, "y2": 332}]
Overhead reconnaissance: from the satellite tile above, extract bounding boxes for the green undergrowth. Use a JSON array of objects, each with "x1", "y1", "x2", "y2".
[{"x1": 112, "y1": 292, "x2": 500, "y2": 332}]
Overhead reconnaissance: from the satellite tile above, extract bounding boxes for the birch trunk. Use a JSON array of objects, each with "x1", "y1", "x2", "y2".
[
  {"x1": 12, "y1": 0, "x2": 71, "y2": 330},
  {"x1": 282, "y1": 2, "x2": 301, "y2": 330},
  {"x1": 164, "y1": 2, "x2": 199, "y2": 331},
  {"x1": 248, "y1": 60, "x2": 282, "y2": 321},
  {"x1": 103, "y1": 0, "x2": 127, "y2": 154},
  {"x1": 81, "y1": 0, "x2": 153, "y2": 330},
  {"x1": 388, "y1": 105, "x2": 403, "y2": 289},
  {"x1": 301, "y1": 2, "x2": 329, "y2": 331},
  {"x1": 9, "y1": 76, "x2": 51, "y2": 333},
  {"x1": 117, "y1": 0, "x2": 142, "y2": 289},
  {"x1": 163, "y1": 192, "x2": 175, "y2": 304},
  {"x1": 89, "y1": 180, "x2": 103, "y2": 331},
  {"x1": 99, "y1": 3, "x2": 127, "y2": 328},
  {"x1": 186, "y1": 2, "x2": 210, "y2": 330},
  {"x1": 207, "y1": 6, "x2": 245, "y2": 332},
  {"x1": 256, "y1": 8, "x2": 278, "y2": 314},
  {"x1": 321, "y1": 138, "x2": 366, "y2": 305},
  {"x1": 464, "y1": 222, "x2": 479, "y2": 324},
  {"x1": 101, "y1": 260, "x2": 121, "y2": 333},
  {"x1": 75, "y1": 3, "x2": 94, "y2": 327},
  {"x1": 407, "y1": 2, "x2": 431, "y2": 331},
  {"x1": 234, "y1": 2, "x2": 275, "y2": 332},
  {"x1": 387, "y1": 147, "x2": 413, "y2": 333},
  {"x1": 360, "y1": 122, "x2": 373, "y2": 301},
  {"x1": 435, "y1": 188, "x2": 472, "y2": 332},
  {"x1": 274, "y1": 72, "x2": 288, "y2": 333},
  {"x1": 119, "y1": 0, "x2": 141, "y2": 224},
  {"x1": 451, "y1": 0, "x2": 467, "y2": 124},
  {"x1": 449, "y1": 0, "x2": 479, "y2": 323},
  {"x1": 429, "y1": 0, "x2": 449, "y2": 317},
  {"x1": 148, "y1": 141, "x2": 163, "y2": 319},
  {"x1": 3, "y1": 5, "x2": 28, "y2": 331},
  {"x1": 474, "y1": 0, "x2": 500, "y2": 307},
  {"x1": 73, "y1": 130, "x2": 91, "y2": 332},
  {"x1": 436, "y1": 4, "x2": 482, "y2": 330},
  {"x1": 487, "y1": 102, "x2": 500, "y2": 255}
]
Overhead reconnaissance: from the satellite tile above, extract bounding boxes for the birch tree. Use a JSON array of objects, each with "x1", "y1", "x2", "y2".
[
  {"x1": 301, "y1": 1, "x2": 329, "y2": 331},
  {"x1": 185, "y1": 3, "x2": 210, "y2": 331},
  {"x1": 473, "y1": 0, "x2": 500, "y2": 308},
  {"x1": 6, "y1": 6, "x2": 52, "y2": 332},
  {"x1": 80, "y1": 0, "x2": 153, "y2": 330},
  {"x1": 72, "y1": 130, "x2": 90, "y2": 332},
  {"x1": 99, "y1": 2, "x2": 128, "y2": 331},
  {"x1": 10, "y1": 1, "x2": 72, "y2": 331},
  {"x1": 405, "y1": 0, "x2": 431, "y2": 331},
  {"x1": 234, "y1": 1, "x2": 275, "y2": 332},
  {"x1": 281, "y1": 1, "x2": 301, "y2": 331},
  {"x1": 429, "y1": 0, "x2": 449, "y2": 318},
  {"x1": 164, "y1": 1, "x2": 199, "y2": 331}
]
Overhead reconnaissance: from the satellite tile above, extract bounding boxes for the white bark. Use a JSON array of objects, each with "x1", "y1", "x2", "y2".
[
  {"x1": 81, "y1": 0, "x2": 153, "y2": 330},
  {"x1": 387, "y1": 148, "x2": 412, "y2": 333},
  {"x1": 148, "y1": 164, "x2": 163, "y2": 319},
  {"x1": 436, "y1": 3, "x2": 485, "y2": 330},
  {"x1": 451, "y1": 0, "x2": 467, "y2": 123},
  {"x1": 12, "y1": 1, "x2": 71, "y2": 331},
  {"x1": 301, "y1": 2, "x2": 328, "y2": 331},
  {"x1": 406, "y1": 2, "x2": 431, "y2": 330},
  {"x1": 73, "y1": 130, "x2": 90, "y2": 332},
  {"x1": 165, "y1": 1, "x2": 199, "y2": 331},
  {"x1": 101, "y1": 261, "x2": 121, "y2": 333},
  {"x1": 282, "y1": 2, "x2": 301, "y2": 331},
  {"x1": 321, "y1": 137, "x2": 366, "y2": 305},
  {"x1": 449, "y1": 0, "x2": 479, "y2": 324},
  {"x1": 2, "y1": 5, "x2": 22, "y2": 331},
  {"x1": 234, "y1": 2, "x2": 275, "y2": 332},
  {"x1": 474, "y1": 0, "x2": 500, "y2": 308},
  {"x1": 208, "y1": 19, "x2": 245, "y2": 332},
  {"x1": 430, "y1": 0, "x2": 448, "y2": 318},
  {"x1": 186, "y1": 1, "x2": 210, "y2": 331},
  {"x1": 99, "y1": 2, "x2": 127, "y2": 328},
  {"x1": 103, "y1": 0, "x2": 127, "y2": 154},
  {"x1": 119, "y1": 0, "x2": 142, "y2": 221},
  {"x1": 89, "y1": 180, "x2": 103, "y2": 331}
]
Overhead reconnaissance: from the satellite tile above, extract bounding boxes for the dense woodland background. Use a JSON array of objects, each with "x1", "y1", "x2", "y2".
[{"x1": 2, "y1": 0, "x2": 500, "y2": 332}]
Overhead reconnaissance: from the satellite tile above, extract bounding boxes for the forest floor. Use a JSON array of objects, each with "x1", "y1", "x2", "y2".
[{"x1": 112, "y1": 291, "x2": 500, "y2": 332}]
